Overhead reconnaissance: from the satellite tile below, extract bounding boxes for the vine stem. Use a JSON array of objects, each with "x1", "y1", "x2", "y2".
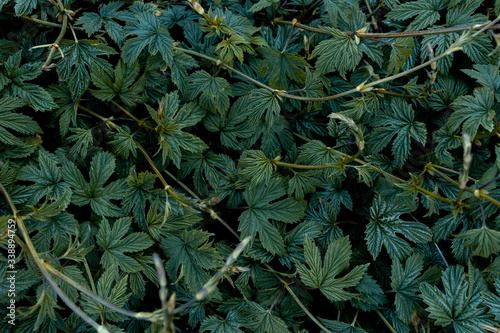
[
  {"x1": 110, "y1": 100, "x2": 155, "y2": 131},
  {"x1": 273, "y1": 18, "x2": 500, "y2": 38},
  {"x1": 42, "y1": 14, "x2": 67, "y2": 69},
  {"x1": 263, "y1": 263, "x2": 334, "y2": 333},
  {"x1": 175, "y1": 42, "x2": 461, "y2": 102},
  {"x1": 0, "y1": 183, "x2": 111, "y2": 333},
  {"x1": 375, "y1": 310, "x2": 398, "y2": 333},
  {"x1": 428, "y1": 165, "x2": 500, "y2": 207}
]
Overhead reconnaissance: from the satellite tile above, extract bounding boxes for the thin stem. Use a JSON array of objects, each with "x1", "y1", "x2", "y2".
[
  {"x1": 268, "y1": 285, "x2": 284, "y2": 312},
  {"x1": 375, "y1": 89, "x2": 420, "y2": 99},
  {"x1": 43, "y1": 263, "x2": 156, "y2": 321},
  {"x1": 0, "y1": 184, "x2": 111, "y2": 332},
  {"x1": 376, "y1": 310, "x2": 398, "y2": 333},
  {"x1": 16, "y1": 14, "x2": 88, "y2": 31},
  {"x1": 434, "y1": 243, "x2": 449, "y2": 268},
  {"x1": 68, "y1": 23, "x2": 79, "y2": 43},
  {"x1": 351, "y1": 309, "x2": 359, "y2": 326},
  {"x1": 366, "y1": 0, "x2": 384, "y2": 20},
  {"x1": 282, "y1": 24, "x2": 295, "y2": 53},
  {"x1": 174, "y1": 47, "x2": 275, "y2": 92},
  {"x1": 273, "y1": 19, "x2": 500, "y2": 38},
  {"x1": 83, "y1": 258, "x2": 104, "y2": 324},
  {"x1": 477, "y1": 197, "x2": 487, "y2": 228},
  {"x1": 428, "y1": 165, "x2": 500, "y2": 207},
  {"x1": 110, "y1": 100, "x2": 155, "y2": 130},
  {"x1": 43, "y1": 14, "x2": 68, "y2": 69},
  {"x1": 273, "y1": 159, "x2": 333, "y2": 169},
  {"x1": 263, "y1": 264, "x2": 334, "y2": 333},
  {"x1": 163, "y1": 169, "x2": 202, "y2": 202}
]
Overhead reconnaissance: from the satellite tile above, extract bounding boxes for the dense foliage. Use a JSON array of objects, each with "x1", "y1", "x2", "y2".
[{"x1": 1, "y1": 0, "x2": 500, "y2": 332}]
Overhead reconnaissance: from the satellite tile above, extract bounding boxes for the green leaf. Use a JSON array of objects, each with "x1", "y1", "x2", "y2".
[
  {"x1": 455, "y1": 226, "x2": 500, "y2": 258},
  {"x1": 312, "y1": 27, "x2": 362, "y2": 78},
  {"x1": 295, "y1": 235, "x2": 369, "y2": 302},
  {"x1": 90, "y1": 59, "x2": 146, "y2": 106},
  {"x1": 17, "y1": 150, "x2": 71, "y2": 206},
  {"x1": 2, "y1": 51, "x2": 56, "y2": 111},
  {"x1": 204, "y1": 96, "x2": 256, "y2": 150},
  {"x1": 76, "y1": 1, "x2": 135, "y2": 44},
  {"x1": 66, "y1": 128, "x2": 94, "y2": 161},
  {"x1": 238, "y1": 177, "x2": 306, "y2": 255},
  {"x1": 180, "y1": 151, "x2": 233, "y2": 196},
  {"x1": 162, "y1": 229, "x2": 222, "y2": 293},
  {"x1": 248, "y1": 0, "x2": 280, "y2": 13},
  {"x1": 365, "y1": 195, "x2": 432, "y2": 260},
  {"x1": 482, "y1": 278, "x2": 500, "y2": 321},
  {"x1": 319, "y1": 318, "x2": 367, "y2": 333},
  {"x1": 82, "y1": 269, "x2": 131, "y2": 323},
  {"x1": 420, "y1": 265, "x2": 494, "y2": 332},
  {"x1": 237, "y1": 150, "x2": 274, "y2": 188},
  {"x1": 258, "y1": 47, "x2": 309, "y2": 90},
  {"x1": 323, "y1": 0, "x2": 358, "y2": 27},
  {"x1": 387, "y1": 0, "x2": 446, "y2": 31},
  {"x1": 287, "y1": 170, "x2": 322, "y2": 199},
  {"x1": 448, "y1": 87, "x2": 496, "y2": 138},
  {"x1": 368, "y1": 98, "x2": 427, "y2": 166},
  {"x1": 97, "y1": 217, "x2": 154, "y2": 273},
  {"x1": 62, "y1": 151, "x2": 127, "y2": 217},
  {"x1": 147, "y1": 91, "x2": 208, "y2": 167},
  {"x1": 244, "y1": 301, "x2": 291, "y2": 332},
  {"x1": 0, "y1": 110, "x2": 41, "y2": 146},
  {"x1": 187, "y1": 70, "x2": 232, "y2": 115},
  {"x1": 390, "y1": 254, "x2": 427, "y2": 324},
  {"x1": 122, "y1": 11, "x2": 174, "y2": 65},
  {"x1": 248, "y1": 89, "x2": 281, "y2": 125},
  {"x1": 200, "y1": 312, "x2": 245, "y2": 333},
  {"x1": 388, "y1": 38, "x2": 415, "y2": 75},
  {"x1": 57, "y1": 40, "x2": 117, "y2": 100}
]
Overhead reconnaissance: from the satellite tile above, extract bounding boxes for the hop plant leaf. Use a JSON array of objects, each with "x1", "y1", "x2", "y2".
[
  {"x1": 147, "y1": 91, "x2": 208, "y2": 167},
  {"x1": 238, "y1": 177, "x2": 306, "y2": 255},
  {"x1": 295, "y1": 235, "x2": 369, "y2": 302},
  {"x1": 62, "y1": 151, "x2": 128, "y2": 217}
]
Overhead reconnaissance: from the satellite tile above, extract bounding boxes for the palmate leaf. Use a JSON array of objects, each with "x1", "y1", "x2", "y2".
[
  {"x1": 455, "y1": 226, "x2": 500, "y2": 258},
  {"x1": 161, "y1": 229, "x2": 223, "y2": 294},
  {"x1": 17, "y1": 150, "x2": 71, "y2": 206},
  {"x1": 203, "y1": 95, "x2": 257, "y2": 150},
  {"x1": 447, "y1": 87, "x2": 496, "y2": 138},
  {"x1": 147, "y1": 91, "x2": 207, "y2": 167},
  {"x1": 0, "y1": 110, "x2": 41, "y2": 146},
  {"x1": 420, "y1": 265, "x2": 495, "y2": 333},
  {"x1": 367, "y1": 98, "x2": 427, "y2": 166},
  {"x1": 186, "y1": 70, "x2": 232, "y2": 115},
  {"x1": 387, "y1": 0, "x2": 447, "y2": 31},
  {"x1": 387, "y1": 38, "x2": 415, "y2": 75},
  {"x1": 312, "y1": 27, "x2": 362, "y2": 78},
  {"x1": 62, "y1": 151, "x2": 127, "y2": 217},
  {"x1": 122, "y1": 11, "x2": 174, "y2": 66},
  {"x1": 390, "y1": 254, "x2": 427, "y2": 324},
  {"x1": 237, "y1": 150, "x2": 274, "y2": 188},
  {"x1": 257, "y1": 47, "x2": 309, "y2": 90},
  {"x1": 365, "y1": 196, "x2": 432, "y2": 261},
  {"x1": 90, "y1": 59, "x2": 146, "y2": 106},
  {"x1": 295, "y1": 235, "x2": 369, "y2": 302},
  {"x1": 96, "y1": 217, "x2": 154, "y2": 274},
  {"x1": 238, "y1": 177, "x2": 306, "y2": 255},
  {"x1": 244, "y1": 301, "x2": 291, "y2": 333},
  {"x1": 322, "y1": 0, "x2": 359, "y2": 27},
  {"x1": 482, "y1": 278, "x2": 500, "y2": 321},
  {"x1": 248, "y1": 89, "x2": 281, "y2": 126},
  {"x1": 82, "y1": 269, "x2": 131, "y2": 323},
  {"x1": 319, "y1": 318, "x2": 367, "y2": 333},
  {"x1": 200, "y1": 312, "x2": 245, "y2": 333},
  {"x1": 180, "y1": 151, "x2": 234, "y2": 196},
  {"x1": 57, "y1": 40, "x2": 117, "y2": 100},
  {"x1": 76, "y1": 1, "x2": 135, "y2": 44},
  {"x1": 2, "y1": 51, "x2": 56, "y2": 111}
]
